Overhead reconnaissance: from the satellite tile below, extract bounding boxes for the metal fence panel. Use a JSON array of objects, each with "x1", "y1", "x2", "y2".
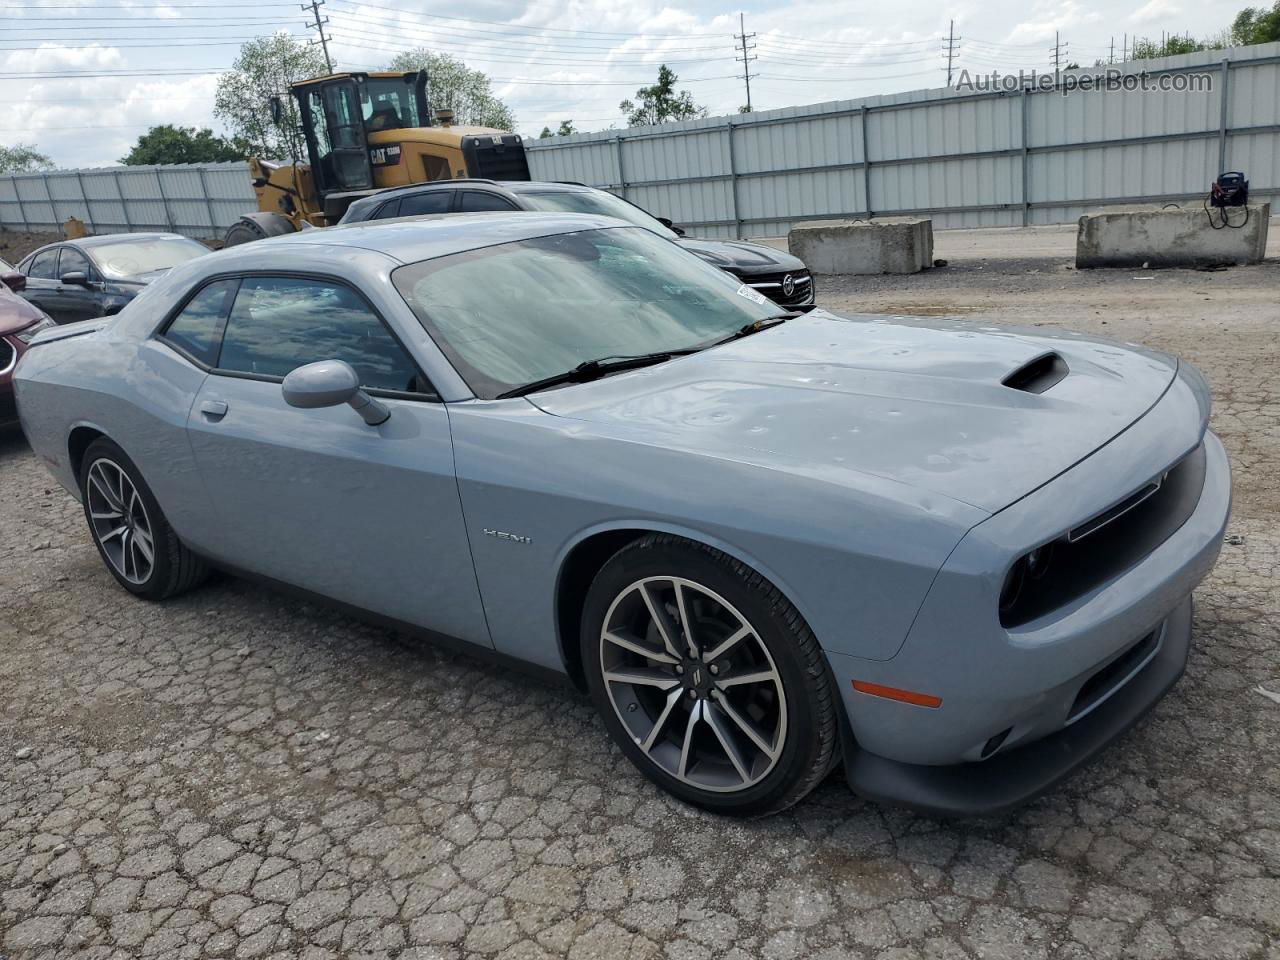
[
  {"x1": 527, "y1": 41, "x2": 1280, "y2": 237},
  {"x1": 0, "y1": 161, "x2": 255, "y2": 239}
]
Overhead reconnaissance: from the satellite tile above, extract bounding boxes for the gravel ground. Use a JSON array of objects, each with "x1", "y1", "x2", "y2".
[{"x1": 1, "y1": 232, "x2": 1278, "y2": 960}]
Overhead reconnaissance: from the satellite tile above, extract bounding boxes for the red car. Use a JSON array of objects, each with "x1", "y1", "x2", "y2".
[{"x1": 2, "y1": 261, "x2": 54, "y2": 431}]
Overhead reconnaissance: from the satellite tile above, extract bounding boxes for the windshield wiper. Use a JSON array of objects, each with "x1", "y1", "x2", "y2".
[
  {"x1": 705, "y1": 312, "x2": 797, "y2": 348},
  {"x1": 496, "y1": 350, "x2": 694, "y2": 399}
]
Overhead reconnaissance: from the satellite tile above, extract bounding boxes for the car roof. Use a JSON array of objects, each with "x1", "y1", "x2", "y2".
[
  {"x1": 21, "y1": 233, "x2": 198, "y2": 259},
  {"x1": 74, "y1": 232, "x2": 198, "y2": 249},
  {"x1": 359, "y1": 179, "x2": 593, "y2": 202},
  {"x1": 220, "y1": 211, "x2": 632, "y2": 265}
]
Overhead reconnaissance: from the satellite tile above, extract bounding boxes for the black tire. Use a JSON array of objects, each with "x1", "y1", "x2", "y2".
[
  {"x1": 79, "y1": 437, "x2": 209, "y2": 601},
  {"x1": 581, "y1": 533, "x2": 838, "y2": 817},
  {"x1": 222, "y1": 213, "x2": 295, "y2": 248}
]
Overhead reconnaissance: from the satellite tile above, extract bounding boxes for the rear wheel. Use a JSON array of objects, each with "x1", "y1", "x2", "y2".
[
  {"x1": 582, "y1": 534, "x2": 838, "y2": 816},
  {"x1": 79, "y1": 438, "x2": 208, "y2": 600}
]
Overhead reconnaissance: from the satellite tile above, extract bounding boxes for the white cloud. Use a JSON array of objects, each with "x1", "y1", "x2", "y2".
[{"x1": 1130, "y1": 0, "x2": 1182, "y2": 23}]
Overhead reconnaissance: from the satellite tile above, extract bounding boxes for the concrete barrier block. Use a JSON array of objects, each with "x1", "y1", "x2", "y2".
[
  {"x1": 788, "y1": 218, "x2": 934, "y2": 275},
  {"x1": 1076, "y1": 203, "x2": 1270, "y2": 268}
]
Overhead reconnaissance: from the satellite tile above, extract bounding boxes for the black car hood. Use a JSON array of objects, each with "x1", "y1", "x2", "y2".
[{"x1": 677, "y1": 237, "x2": 805, "y2": 276}]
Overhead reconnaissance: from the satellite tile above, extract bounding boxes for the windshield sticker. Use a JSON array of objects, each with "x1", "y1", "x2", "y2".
[{"x1": 736, "y1": 284, "x2": 768, "y2": 305}]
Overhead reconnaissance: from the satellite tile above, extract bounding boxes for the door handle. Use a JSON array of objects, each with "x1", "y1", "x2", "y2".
[{"x1": 199, "y1": 399, "x2": 229, "y2": 421}]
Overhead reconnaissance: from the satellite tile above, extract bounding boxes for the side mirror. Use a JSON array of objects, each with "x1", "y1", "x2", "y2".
[
  {"x1": 657, "y1": 216, "x2": 686, "y2": 237},
  {"x1": 1, "y1": 271, "x2": 25, "y2": 293},
  {"x1": 281, "y1": 359, "x2": 390, "y2": 426},
  {"x1": 60, "y1": 271, "x2": 90, "y2": 286},
  {"x1": 269, "y1": 95, "x2": 284, "y2": 125}
]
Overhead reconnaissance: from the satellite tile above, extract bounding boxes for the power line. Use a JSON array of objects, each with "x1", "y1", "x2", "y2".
[{"x1": 734, "y1": 12, "x2": 757, "y2": 112}]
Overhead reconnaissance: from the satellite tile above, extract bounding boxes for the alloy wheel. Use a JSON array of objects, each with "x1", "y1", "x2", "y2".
[
  {"x1": 85, "y1": 458, "x2": 155, "y2": 585},
  {"x1": 599, "y1": 576, "x2": 787, "y2": 792}
]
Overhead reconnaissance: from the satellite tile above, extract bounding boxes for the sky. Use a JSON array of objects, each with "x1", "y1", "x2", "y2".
[{"x1": 1, "y1": 0, "x2": 1248, "y2": 169}]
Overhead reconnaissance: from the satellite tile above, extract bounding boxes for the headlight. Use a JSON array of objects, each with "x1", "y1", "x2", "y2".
[{"x1": 15, "y1": 315, "x2": 55, "y2": 343}]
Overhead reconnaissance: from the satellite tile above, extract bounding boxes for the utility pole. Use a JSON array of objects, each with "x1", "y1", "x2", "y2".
[
  {"x1": 734, "y1": 13, "x2": 757, "y2": 112},
  {"x1": 1050, "y1": 30, "x2": 1067, "y2": 82},
  {"x1": 303, "y1": 0, "x2": 333, "y2": 74},
  {"x1": 943, "y1": 19, "x2": 961, "y2": 86},
  {"x1": 1123, "y1": 33, "x2": 1128, "y2": 61},
  {"x1": 1109, "y1": 36, "x2": 1115, "y2": 64}
]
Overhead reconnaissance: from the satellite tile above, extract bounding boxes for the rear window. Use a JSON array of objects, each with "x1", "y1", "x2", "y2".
[
  {"x1": 27, "y1": 249, "x2": 59, "y2": 279},
  {"x1": 162, "y1": 279, "x2": 238, "y2": 366}
]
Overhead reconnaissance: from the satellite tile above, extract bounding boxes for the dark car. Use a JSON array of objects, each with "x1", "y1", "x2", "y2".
[
  {"x1": 16, "y1": 233, "x2": 209, "y2": 324},
  {"x1": 1, "y1": 281, "x2": 54, "y2": 430},
  {"x1": 338, "y1": 180, "x2": 815, "y2": 307}
]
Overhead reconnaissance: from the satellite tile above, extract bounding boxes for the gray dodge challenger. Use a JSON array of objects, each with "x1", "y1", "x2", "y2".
[{"x1": 14, "y1": 213, "x2": 1231, "y2": 817}]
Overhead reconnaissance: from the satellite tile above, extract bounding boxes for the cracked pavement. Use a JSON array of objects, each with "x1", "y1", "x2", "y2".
[{"x1": 2, "y1": 242, "x2": 1278, "y2": 959}]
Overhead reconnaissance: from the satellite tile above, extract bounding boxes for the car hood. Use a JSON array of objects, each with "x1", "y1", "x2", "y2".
[
  {"x1": 677, "y1": 237, "x2": 806, "y2": 275},
  {"x1": 528, "y1": 311, "x2": 1179, "y2": 514},
  {"x1": 0, "y1": 289, "x2": 46, "y2": 337}
]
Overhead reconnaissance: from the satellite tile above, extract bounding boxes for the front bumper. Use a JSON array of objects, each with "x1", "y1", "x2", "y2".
[
  {"x1": 841, "y1": 595, "x2": 1191, "y2": 816},
  {"x1": 825, "y1": 374, "x2": 1230, "y2": 815}
]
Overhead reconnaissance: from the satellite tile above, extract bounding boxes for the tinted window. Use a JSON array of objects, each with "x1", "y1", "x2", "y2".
[
  {"x1": 59, "y1": 247, "x2": 93, "y2": 278},
  {"x1": 162, "y1": 279, "x2": 237, "y2": 366},
  {"x1": 218, "y1": 276, "x2": 424, "y2": 393},
  {"x1": 458, "y1": 191, "x2": 516, "y2": 212},
  {"x1": 372, "y1": 198, "x2": 400, "y2": 220},
  {"x1": 519, "y1": 190, "x2": 678, "y2": 240},
  {"x1": 28, "y1": 249, "x2": 59, "y2": 280},
  {"x1": 400, "y1": 191, "x2": 453, "y2": 217}
]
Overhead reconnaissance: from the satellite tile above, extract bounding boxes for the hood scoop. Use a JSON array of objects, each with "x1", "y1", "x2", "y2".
[{"x1": 1003, "y1": 351, "x2": 1069, "y2": 394}]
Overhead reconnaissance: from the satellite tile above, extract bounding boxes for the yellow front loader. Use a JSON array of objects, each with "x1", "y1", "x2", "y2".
[{"x1": 224, "y1": 71, "x2": 529, "y2": 246}]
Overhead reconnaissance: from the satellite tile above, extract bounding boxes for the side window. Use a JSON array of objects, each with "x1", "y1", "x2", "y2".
[
  {"x1": 28, "y1": 249, "x2": 60, "y2": 280},
  {"x1": 59, "y1": 247, "x2": 93, "y2": 278},
  {"x1": 399, "y1": 191, "x2": 453, "y2": 217},
  {"x1": 458, "y1": 191, "x2": 516, "y2": 212},
  {"x1": 373, "y1": 198, "x2": 401, "y2": 220},
  {"x1": 161, "y1": 279, "x2": 238, "y2": 366},
  {"x1": 217, "y1": 276, "x2": 426, "y2": 394},
  {"x1": 423, "y1": 155, "x2": 451, "y2": 181}
]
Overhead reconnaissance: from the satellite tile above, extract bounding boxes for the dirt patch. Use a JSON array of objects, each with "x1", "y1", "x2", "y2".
[{"x1": 0, "y1": 230, "x2": 63, "y2": 265}]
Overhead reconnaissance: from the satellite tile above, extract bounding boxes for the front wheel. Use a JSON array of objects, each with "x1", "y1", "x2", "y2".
[
  {"x1": 79, "y1": 438, "x2": 209, "y2": 600},
  {"x1": 582, "y1": 534, "x2": 838, "y2": 816}
]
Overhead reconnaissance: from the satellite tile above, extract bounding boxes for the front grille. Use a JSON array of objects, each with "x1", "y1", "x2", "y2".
[
  {"x1": 744, "y1": 270, "x2": 813, "y2": 306},
  {"x1": 1000, "y1": 443, "x2": 1207, "y2": 627},
  {"x1": 1068, "y1": 629, "x2": 1161, "y2": 723}
]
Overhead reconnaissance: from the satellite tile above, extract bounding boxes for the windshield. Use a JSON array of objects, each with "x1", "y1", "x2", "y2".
[
  {"x1": 91, "y1": 238, "x2": 206, "y2": 279},
  {"x1": 518, "y1": 190, "x2": 678, "y2": 241},
  {"x1": 393, "y1": 226, "x2": 780, "y2": 399},
  {"x1": 361, "y1": 76, "x2": 422, "y2": 131}
]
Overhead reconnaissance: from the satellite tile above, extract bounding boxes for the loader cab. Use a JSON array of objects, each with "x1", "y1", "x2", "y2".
[{"x1": 293, "y1": 72, "x2": 430, "y2": 216}]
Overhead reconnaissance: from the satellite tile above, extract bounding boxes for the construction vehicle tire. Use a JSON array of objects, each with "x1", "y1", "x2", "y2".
[{"x1": 222, "y1": 212, "x2": 298, "y2": 248}]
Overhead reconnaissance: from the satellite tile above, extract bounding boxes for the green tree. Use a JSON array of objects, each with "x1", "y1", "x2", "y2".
[
  {"x1": 619, "y1": 66, "x2": 707, "y2": 127},
  {"x1": 214, "y1": 33, "x2": 330, "y2": 160},
  {"x1": 538, "y1": 120, "x2": 577, "y2": 138},
  {"x1": 1131, "y1": 35, "x2": 1215, "y2": 59},
  {"x1": 0, "y1": 143, "x2": 53, "y2": 174},
  {"x1": 386, "y1": 49, "x2": 515, "y2": 129},
  {"x1": 119, "y1": 125, "x2": 250, "y2": 165},
  {"x1": 1232, "y1": 1, "x2": 1280, "y2": 43}
]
